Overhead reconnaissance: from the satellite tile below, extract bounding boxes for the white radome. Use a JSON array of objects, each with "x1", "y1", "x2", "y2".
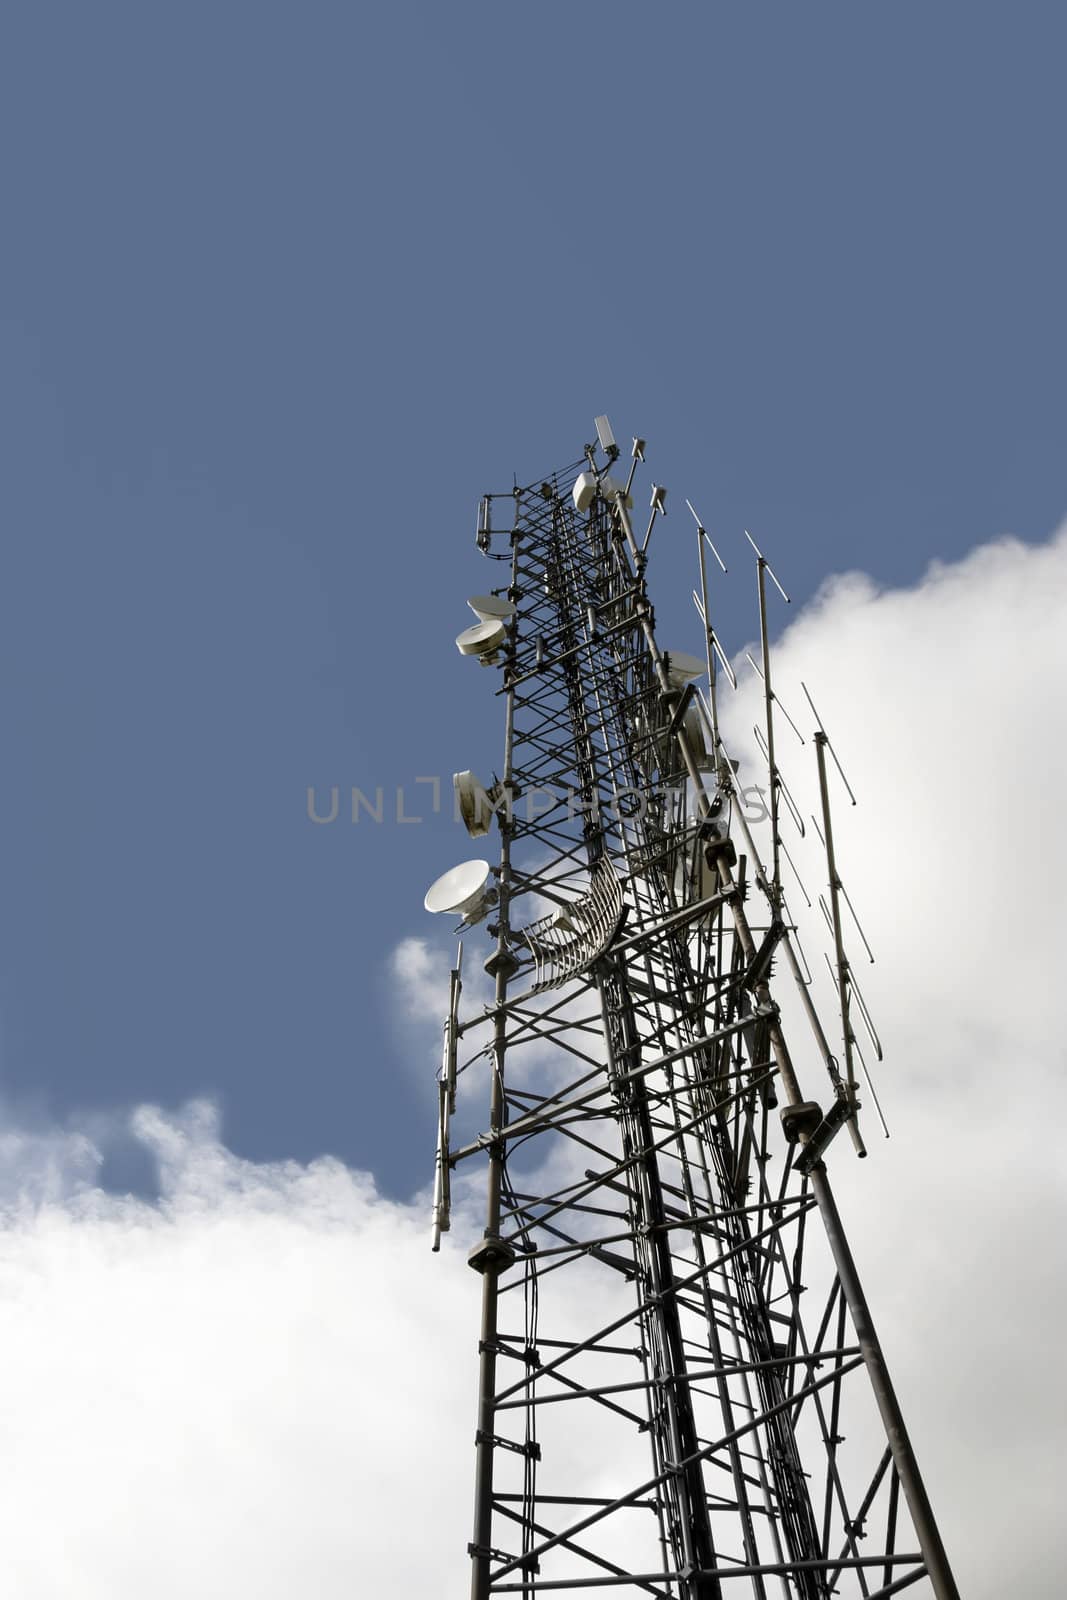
[
  {"x1": 664, "y1": 648, "x2": 707, "y2": 687},
  {"x1": 466, "y1": 594, "x2": 516, "y2": 624},
  {"x1": 456, "y1": 619, "x2": 506, "y2": 658}
]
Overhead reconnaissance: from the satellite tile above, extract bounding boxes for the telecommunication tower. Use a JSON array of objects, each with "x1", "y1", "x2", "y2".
[{"x1": 424, "y1": 418, "x2": 959, "y2": 1600}]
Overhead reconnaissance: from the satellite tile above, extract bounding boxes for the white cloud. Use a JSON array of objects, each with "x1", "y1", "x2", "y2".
[
  {"x1": 0, "y1": 1099, "x2": 475, "y2": 1599},
  {"x1": 720, "y1": 523, "x2": 1067, "y2": 1598},
  {"x1": 391, "y1": 935, "x2": 456, "y2": 1025},
  {"x1": 0, "y1": 525, "x2": 1063, "y2": 1597}
]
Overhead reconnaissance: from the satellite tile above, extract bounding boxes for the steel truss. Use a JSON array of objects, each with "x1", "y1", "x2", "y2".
[{"x1": 431, "y1": 434, "x2": 960, "y2": 1600}]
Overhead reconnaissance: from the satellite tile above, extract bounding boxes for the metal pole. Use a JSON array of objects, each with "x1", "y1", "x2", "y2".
[
  {"x1": 755, "y1": 558, "x2": 783, "y2": 902},
  {"x1": 469, "y1": 526, "x2": 521, "y2": 1600},
  {"x1": 806, "y1": 1162, "x2": 961, "y2": 1600}
]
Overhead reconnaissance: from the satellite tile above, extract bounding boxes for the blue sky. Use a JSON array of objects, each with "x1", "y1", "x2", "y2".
[{"x1": 1, "y1": 1, "x2": 1064, "y2": 1199}]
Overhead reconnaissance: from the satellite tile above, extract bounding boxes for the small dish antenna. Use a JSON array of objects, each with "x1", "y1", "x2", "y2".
[
  {"x1": 456, "y1": 619, "x2": 506, "y2": 662},
  {"x1": 454, "y1": 771, "x2": 498, "y2": 837},
  {"x1": 664, "y1": 649, "x2": 707, "y2": 688},
  {"x1": 467, "y1": 595, "x2": 516, "y2": 624},
  {"x1": 423, "y1": 859, "x2": 496, "y2": 925}
]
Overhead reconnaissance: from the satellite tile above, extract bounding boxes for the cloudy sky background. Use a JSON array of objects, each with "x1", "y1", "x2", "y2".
[
  {"x1": 4, "y1": 523, "x2": 1065, "y2": 1596},
  {"x1": 1, "y1": 3, "x2": 1065, "y2": 1595}
]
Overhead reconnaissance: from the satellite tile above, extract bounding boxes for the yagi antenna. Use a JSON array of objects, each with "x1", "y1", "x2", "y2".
[
  {"x1": 782, "y1": 901, "x2": 814, "y2": 981},
  {"x1": 744, "y1": 652, "x2": 806, "y2": 745},
  {"x1": 691, "y1": 593, "x2": 737, "y2": 688},
  {"x1": 780, "y1": 837, "x2": 812, "y2": 907},
  {"x1": 744, "y1": 529, "x2": 790, "y2": 602},
  {"x1": 815, "y1": 730, "x2": 861, "y2": 1112},
  {"x1": 752, "y1": 725, "x2": 805, "y2": 835},
  {"x1": 691, "y1": 505, "x2": 728, "y2": 774},
  {"x1": 802, "y1": 682, "x2": 857, "y2": 805},
  {"x1": 747, "y1": 528, "x2": 794, "y2": 903},
  {"x1": 840, "y1": 879, "x2": 876, "y2": 964},
  {"x1": 685, "y1": 500, "x2": 728, "y2": 573},
  {"x1": 848, "y1": 967, "x2": 884, "y2": 1060}
]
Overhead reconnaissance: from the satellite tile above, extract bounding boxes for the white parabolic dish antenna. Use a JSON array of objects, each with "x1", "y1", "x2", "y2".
[
  {"x1": 456, "y1": 619, "x2": 506, "y2": 658},
  {"x1": 467, "y1": 594, "x2": 516, "y2": 623},
  {"x1": 454, "y1": 770, "x2": 494, "y2": 838},
  {"x1": 424, "y1": 859, "x2": 493, "y2": 919},
  {"x1": 664, "y1": 649, "x2": 707, "y2": 686}
]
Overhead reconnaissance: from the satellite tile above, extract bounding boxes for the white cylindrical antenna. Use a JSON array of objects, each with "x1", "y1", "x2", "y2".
[
  {"x1": 446, "y1": 944, "x2": 463, "y2": 1110},
  {"x1": 431, "y1": 1078, "x2": 450, "y2": 1251}
]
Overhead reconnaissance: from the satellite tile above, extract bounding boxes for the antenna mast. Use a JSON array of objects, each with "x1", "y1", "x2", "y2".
[{"x1": 426, "y1": 423, "x2": 959, "y2": 1600}]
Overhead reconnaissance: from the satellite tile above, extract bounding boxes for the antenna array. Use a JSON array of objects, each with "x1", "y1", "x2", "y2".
[{"x1": 426, "y1": 424, "x2": 959, "y2": 1600}]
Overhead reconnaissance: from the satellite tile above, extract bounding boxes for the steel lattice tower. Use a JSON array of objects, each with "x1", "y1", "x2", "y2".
[{"x1": 426, "y1": 420, "x2": 960, "y2": 1600}]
